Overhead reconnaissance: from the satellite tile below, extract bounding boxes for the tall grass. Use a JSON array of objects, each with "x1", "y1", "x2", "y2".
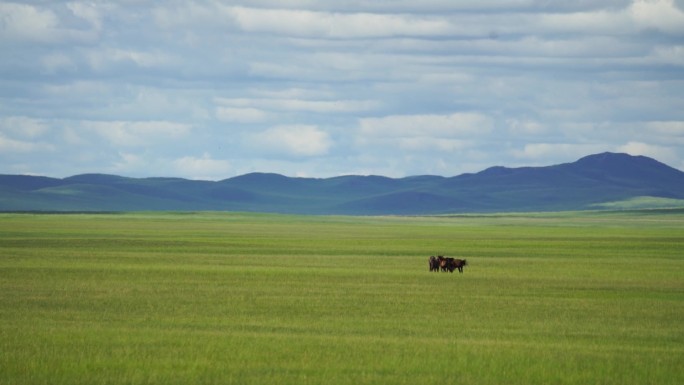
[{"x1": 1, "y1": 211, "x2": 682, "y2": 384}]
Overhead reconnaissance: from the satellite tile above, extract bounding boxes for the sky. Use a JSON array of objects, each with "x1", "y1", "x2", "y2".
[{"x1": 1, "y1": 0, "x2": 683, "y2": 180}]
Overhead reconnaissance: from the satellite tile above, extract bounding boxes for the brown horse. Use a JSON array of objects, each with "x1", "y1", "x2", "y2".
[
  {"x1": 452, "y1": 259, "x2": 467, "y2": 273},
  {"x1": 437, "y1": 256, "x2": 448, "y2": 272}
]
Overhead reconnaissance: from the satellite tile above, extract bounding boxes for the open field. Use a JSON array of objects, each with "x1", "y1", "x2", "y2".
[{"x1": 1, "y1": 211, "x2": 683, "y2": 384}]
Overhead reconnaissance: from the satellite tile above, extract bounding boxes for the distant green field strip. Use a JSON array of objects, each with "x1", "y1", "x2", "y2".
[{"x1": 592, "y1": 196, "x2": 684, "y2": 210}]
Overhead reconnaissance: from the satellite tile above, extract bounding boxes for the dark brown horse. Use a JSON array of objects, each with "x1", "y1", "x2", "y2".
[
  {"x1": 452, "y1": 259, "x2": 467, "y2": 273},
  {"x1": 437, "y1": 256, "x2": 448, "y2": 272},
  {"x1": 429, "y1": 256, "x2": 468, "y2": 273},
  {"x1": 428, "y1": 256, "x2": 468, "y2": 274},
  {"x1": 443, "y1": 257, "x2": 459, "y2": 273},
  {"x1": 428, "y1": 256, "x2": 440, "y2": 272}
]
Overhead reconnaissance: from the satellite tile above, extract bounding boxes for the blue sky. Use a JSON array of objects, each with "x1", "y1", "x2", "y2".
[{"x1": 1, "y1": 0, "x2": 683, "y2": 180}]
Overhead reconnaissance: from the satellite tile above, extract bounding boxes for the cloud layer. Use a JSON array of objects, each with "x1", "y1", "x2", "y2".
[{"x1": 1, "y1": 0, "x2": 683, "y2": 179}]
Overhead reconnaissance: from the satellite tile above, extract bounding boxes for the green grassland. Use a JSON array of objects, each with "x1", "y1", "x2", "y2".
[{"x1": 1, "y1": 211, "x2": 682, "y2": 384}]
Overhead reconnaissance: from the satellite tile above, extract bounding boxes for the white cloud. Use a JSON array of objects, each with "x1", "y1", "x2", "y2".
[
  {"x1": 42, "y1": 80, "x2": 110, "y2": 97},
  {"x1": 251, "y1": 87, "x2": 336, "y2": 100},
  {"x1": 512, "y1": 143, "x2": 607, "y2": 161},
  {"x1": 618, "y1": 141, "x2": 679, "y2": 165},
  {"x1": 110, "y1": 152, "x2": 145, "y2": 175},
  {"x1": 651, "y1": 45, "x2": 684, "y2": 66},
  {"x1": 215, "y1": 97, "x2": 377, "y2": 114},
  {"x1": 507, "y1": 118, "x2": 546, "y2": 135},
  {"x1": 86, "y1": 121, "x2": 192, "y2": 147},
  {"x1": 0, "y1": 3, "x2": 60, "y2": 43},
  {"x1": 249, "y1": 125, "x2": 332, "y2": 157},
  {"x1": 272, "y1": 99, "x2": 377, "y2": 113},
  {"x1": 228, "y1": 6, "x2": 454, "y2": 38},
  {"x1": 645, "y1": 121, "x2": 684, "y2": 136},
  {"x1": 215, "y1": 107, "x2": 270, "y2": 123},
  {"x1": 394, "y1": 137, "x2": 471, "y2": 152},
  {"x1": 152, "y1": 2, "x2": 226, "y2": 30},
  {"x1": 62, "y1": 127, "x2": 87, "y2": 146},
  {"x1": 0, "y1": 133, "x2": 54, "y2": 153},
  {"x1": 173, "y1": 153, "x2": 232, "y2": 180},
  {"x1": 66, "y1": 3, "x2": 103, "y2": 31},
  {"x1": 40, "y1": 52, "x2": 76, "y2": 73},
  {"x1": 353, "y1": 113, "x2": 493, "y2": 161},
  {"x1": 359, "y1": 113, "x2": 493, "y2": 138},
  {"x1": 630, "y1": 0, "x2": 684, "y2": 35},
  {"x1": 85, "y1": 48, "x2": 172, "y2": 71},
  {"x1": 0, "y1": 116, "x2": 50, "y2": 138},
  {"x1": 537, "y1": 9, "x2": 631, "y2": 36},
  {"x1": 105, "y1": 151, "x2": 232, "y2": 180},
  {"x1": 0, "y1": 3, "x2": 101, "y2": 44}
]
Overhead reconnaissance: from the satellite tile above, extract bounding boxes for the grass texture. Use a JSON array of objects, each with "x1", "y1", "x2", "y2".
[{"x1": 1, "y1": 211, "x2": 683, "y2": 384}]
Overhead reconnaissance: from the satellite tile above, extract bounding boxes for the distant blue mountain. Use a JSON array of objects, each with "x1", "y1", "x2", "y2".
[{"x1": 1, "y1": 153, "x2": 683, "y2": 214}]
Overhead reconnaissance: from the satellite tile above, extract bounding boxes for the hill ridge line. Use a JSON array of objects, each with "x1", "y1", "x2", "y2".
[{"x1": 2, "y1": 152, "x2": 683, "y2": 214}]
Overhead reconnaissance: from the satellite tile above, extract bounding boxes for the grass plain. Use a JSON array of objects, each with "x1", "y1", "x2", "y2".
[{"x1": 0, "y1": 210, "x2": 682, "y2": 384}]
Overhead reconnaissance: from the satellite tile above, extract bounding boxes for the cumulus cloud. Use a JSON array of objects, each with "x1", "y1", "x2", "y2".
[
  {"x1": 507, "y1": 118, "x2": 547, "y2": 135},
  {"x1": 249, "y1": 125, "x2": 333, "y2": 157},
  {"x1": 512, "y1": 143, "x2": 608, "y2": 162},
  {"x1": 618, "y1": 141, "x2": 679, "y2": 165},
  {"x1": 536, "y1": 9, "x2": 631, "y2": 36},
  {"x1": 215, "y1": 97, "x2": 377, "y2": 114},
  {"x1": 0, "y1": 3, "x2": 61, "y2": 43},
  {"x1": 393, "y1": 137, "x2": 471, "y2": 152},
  {"x1": 108, "y1": 151, "x2": 231, "y2": 180},
  {"x1": 630, "y1": 0, "x2": 684, "y2": 34},
  {"x1": 173, "y1": 153, "x2": 232, "y2": 180},
  {"x1": 85, "y1": 48, "x2": 174, "y2": 72},
  {"x1": 0, "y1": 116, "x2": 50, "y2": 138},
  {"x1": 351, "y1": 113, "x2": 495, "y2": 173},
  {"x1": 228, "y1": 6, "x2": 455, "y2": 38},
  {"x1": 86, "y1": 121, "x2": 192, "y2": 147},
  {"x1": 215, "y1": 107, "x2": 270, "y2": 123},
  {"x1": 40, "y1": 52, "x2": 76, "y2": 74},
  {"x1": 0, "y1": 133, "x2": 54, "y2": 153},
  {"x1": 359, "y1": 113, "x2": 493, "y2": 138},
  {"x1": 66, "y1": 3, "x2": 103, "y2": 31},
  {"x1": 110, "y1": 152, "x2": 146, "y2": 175},
  {"x1": 0, "y1": 2, "x2": 101, "y2": 44},
  {"x1": 645, "y1": 121, "x2": 684, "y2": 137}
]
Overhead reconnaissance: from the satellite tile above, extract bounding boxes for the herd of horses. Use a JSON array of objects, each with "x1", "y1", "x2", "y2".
[{"x1": 429, "y1": 255, "x2": 467, "y2": 273}]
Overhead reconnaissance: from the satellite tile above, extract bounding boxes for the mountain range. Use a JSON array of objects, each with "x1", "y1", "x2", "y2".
[{"x1": 2, "y1": 152, "x2": 684, "y2": 214}]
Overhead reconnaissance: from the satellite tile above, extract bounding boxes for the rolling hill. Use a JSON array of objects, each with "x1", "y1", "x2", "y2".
[{"x1": 1, "y1": 152, "x2": 683, "y2": 214}]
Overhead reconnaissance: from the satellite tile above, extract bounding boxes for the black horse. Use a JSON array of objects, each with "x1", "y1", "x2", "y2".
[{"x1": 428, "y1": 256, "x2": 440, "y2": 272}]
